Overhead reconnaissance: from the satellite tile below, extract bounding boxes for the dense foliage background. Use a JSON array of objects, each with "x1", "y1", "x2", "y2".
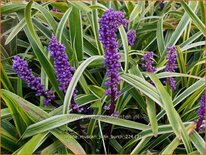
[{"x1": 1, "y1": 1, "x2": 205, "y2": 154}]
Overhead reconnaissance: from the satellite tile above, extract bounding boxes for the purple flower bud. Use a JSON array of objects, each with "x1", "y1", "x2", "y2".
[
  {"x1": 12, "y1": 56, "x2": 55, "y2": 105},
  {"x1": 196, "y1": 95, "x2": 205, "y2": 131},
  {"x1": 99, "y1": 9, "x2": 128, "y2": 107},
  {"x1": 142, "y1": 52, "x2": 156, "y2": 72},
  {"x1": 104, "y1": 104, "x2": 111, "y2": 110},
  {"x1": 159, "y1": 2, "x2": 165, "y2": 9},
  {"x1": 127, "y1": 30, "x2": 136, "y2": 46},
  {"x1": 111, "y1": 111, "x2": 119, "y2": 117},
  {"x1": 52, "y1": 8, "x2": 60, "y2": 12},
  {"x1": 164, "y1": 46, "x2": 177, "y2": 90}
]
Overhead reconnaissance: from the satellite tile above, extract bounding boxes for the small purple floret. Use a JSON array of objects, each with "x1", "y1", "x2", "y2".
[
  {"x1": 104, "y1": 104, "x2": 111, "y2": 110},
  {"x1": 52, "y1": 8, "x2": 60, "y2": 12},
  {"x1": 111, "y1": 111, "x2": 119, "y2": 117},
  {"x1": 12, "y1": 56, "x2": 55, "y2": 104},
  {"x1": 127, "y1": 30, "x2": 136, "y2": 46}
]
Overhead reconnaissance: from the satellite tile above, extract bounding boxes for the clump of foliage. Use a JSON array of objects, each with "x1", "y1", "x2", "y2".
[{"x1": 1, "y1": 1, "x2": 205, "y2": 154}]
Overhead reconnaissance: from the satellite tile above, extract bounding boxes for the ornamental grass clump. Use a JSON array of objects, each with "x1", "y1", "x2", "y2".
[{"x1": 2, "y1": 1, "x2": 205, "y2": 154}]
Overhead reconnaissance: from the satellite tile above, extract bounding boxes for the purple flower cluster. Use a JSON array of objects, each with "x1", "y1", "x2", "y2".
[
  {"x1": 141, "y1": 52, "x2": 156, "y2": 72},
  {"x1": 164, "y1": 46, "x2": 177, "y2": 90},
  {"x1": 52, "y1": 8, "x2": 60, "y2": 12},
  {"x1": 99, "y1": 9, "x2": 128, "y2": 113},
  {"x1": 12, "y1": 56, "x2": 55, "y2": 104},
  {"x1": 48, "y1": 34, "x2": 84, "y2": 112},
  {"x1": 127, "y1": 30, "x2": 136, "y2": 46},
  {"x1": 48, "y1": 34, "x2": 74, "y2": 93},
  {"x1": 196, "y1": 94, "x2": 205, "y2": 131}
]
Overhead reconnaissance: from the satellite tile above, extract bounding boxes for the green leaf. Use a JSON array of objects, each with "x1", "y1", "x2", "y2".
[
  {"x1": 0, "y1": 65, "x2": 15, "y2": 92},
  {"x1": 161, "y1": 136, "x2": 180, "y2": 154},
  {"x1": 131, "y1": 137, "x2": 152, "y2": 154},
  {"x1": 146, "y1": 98, "x2": 158, "y2": 137},
  {"x1": 5, "y1": 2, "x2": 50, "y2": 45},
  {"x1": 129, "y1": 4, "x2": 142, "y2": 22},
  {"x1": 1, "y1": 108, "x2": 11, "y2": 119},
  {"x1": 148, "y1": 73, "x2": 193, "y2": 153},
  {"x1": 91, "y1": 0, "x2": 104, "y2": 55},
  {"x1": 179, "y1": 31, "x2": 202, "y2": 48},
  {"x1": 56, "y1": 7, "x2": 72, "y2": 42},
  {"x1": 180, "y1": 1, "x2": 205, "y2": 36},
  {"x1": 176, "y1": 46, "x2": 187, "y2": 86},
  {"x1": 1, "y1": 129, "x2": 19, "y2": 152},
  {"x1": 89, "y1": 85, "x2": 105, "y2": 99},
  {"x1": 2, "y1": 93, "x2": 31, "y2": 136},
  {"x1": 63, "y1": 56, "x2": 103, "y2": 114},
  {"x1": 5, "y1": 19, "x2": 26, "y2": 45},
  {"x1": 1, "y1": 89, "x2": 49, "y2": 122},
  {"x1": 161, "y1": 123, "x2": 196, "y2": 154},
  {"x1": 32, "y1": 3, "x2": 57, "y2": 31},
  {"x1": 158, "y1": 1, "x2": 198, "y2": 65},
  {"x1": 68, "y1": 1, "x2": 92, "y2": 13},
  {"x1": 119, "y1": 25, "x2": 129, "y2": 73},
  {"x1": 155, "y1": 72, "x2": 202, "y2": 80},
  {"x1": 23, "y1": 2, "x2": 64, "y2": 100},
  {"x1": 22, "y1": 114, "x2": 149, "y2": 138},
  {"x1": 51, "y1": 2, "x2": 69, "y2": 12},
  {"x1": 121, "y1": 122, "x2": 191, "y2": 152},
  {"x1": 190, "y1": 130, "x2": 205, "y2": 154},
  {"x1": 69, "y1": 7, "x2": 83, "y2": 61},
  {"x1": 156, "y1": 17, "x2": 165, "y2": 55},
  {"x1": 98, "y1": 121, "x2": 107, "y2": 154},
  {"x1": 181, "y1": 41, "x2": 205, "y2": 51},
  {"x1": 41, "y1": 140, "x2": 63, "y2": 154},
  {"x1": 51, "y1": 129, "x2": 86, "y2": 154},
  {"x1": 120, "y1": 73, "x2": 162, "y2": 107},
  {"x1": 157, "y1": 79, "x2": 205, "y2": 121},
  {"x1": 17, "y1": 132, "x2": 49, "y2": 154},
  {"x1": 1, "y1": 3, "x2": 26, "y2": 14}
]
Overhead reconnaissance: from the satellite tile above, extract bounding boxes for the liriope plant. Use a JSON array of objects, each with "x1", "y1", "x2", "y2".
[{"x1": 1, "y1": 1, "x2": 205, "y2": 154}]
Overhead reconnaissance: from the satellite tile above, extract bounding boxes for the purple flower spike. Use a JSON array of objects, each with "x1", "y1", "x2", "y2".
[
  {"x1": 164, "y1": 46, "x2": 177, "y2": 90},
  {"x1": 141, "y1": 52, "x2": 156, "y2": 72},
  {"x1": 196, "y1": 94, "x2": 205, "y2": 131},
  {"x1": 48, "y1": 35, "x2": 85, "y2": 113},
  {"x1": 104, "y1": 104, "x2": 111, "y2": 110},
  {"x1": 12, "y1": 56, "x2": 55, "y2": 104},
  {"x1": 111, "y1": 111, "x2": 119, "y2": 117},
  {"x1": 48, "y1": 34, "x2": 74, "y2": 93},
  {"x1": 127, "y1": 30, "x2": 136, "y2": 46},
  {"x1": 99, "y1": 9, "x2": 128, "y2": 114}
]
